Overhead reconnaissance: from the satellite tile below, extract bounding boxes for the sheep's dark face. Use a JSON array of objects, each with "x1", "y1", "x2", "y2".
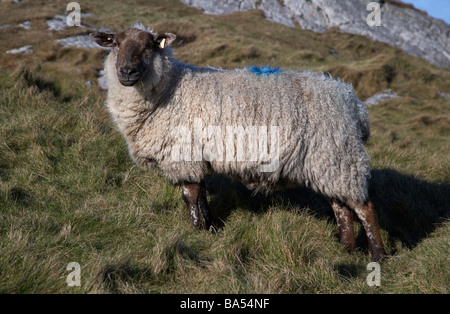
[{"x1": 91, "y1": 28, "x2": 176, "y2": 86}]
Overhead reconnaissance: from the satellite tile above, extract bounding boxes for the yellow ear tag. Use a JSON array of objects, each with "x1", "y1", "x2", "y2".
[{"x1": 160, "y1": 38, "x2": 166, "y2": 49}]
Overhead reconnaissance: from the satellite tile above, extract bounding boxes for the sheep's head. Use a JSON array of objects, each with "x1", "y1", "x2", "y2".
[{"x1": 91, "y1": 27, "x2": 176, "y2": 86}]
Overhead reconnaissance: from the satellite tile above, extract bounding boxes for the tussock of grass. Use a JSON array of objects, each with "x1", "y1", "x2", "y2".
[{"x1": 0, "y1": 0, "x2": 449, "y2": 294}]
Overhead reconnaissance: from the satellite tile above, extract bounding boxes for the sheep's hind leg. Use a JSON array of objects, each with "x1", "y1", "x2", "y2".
[
  {"x1": 182, "y1": 181, "x2": 211, "y2": 231},
  {"x1": 347, "y1": 199, "x2": 386, "y2": 262},
  {"x1": 330, "y1": 199, "x2": 356, "y2": 252}
]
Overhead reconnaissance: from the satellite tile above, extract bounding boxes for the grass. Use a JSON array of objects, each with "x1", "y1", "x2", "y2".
[{"x1": 0, "y1": 0, "x2": 449, "y2": 294}]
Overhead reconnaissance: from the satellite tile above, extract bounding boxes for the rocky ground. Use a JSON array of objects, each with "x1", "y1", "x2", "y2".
[{"x1": 182, "y1": 0, "x2": 450, "y2": 69}]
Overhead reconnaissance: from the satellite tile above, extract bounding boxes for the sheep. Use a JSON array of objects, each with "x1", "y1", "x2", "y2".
[{"x1": 90, "y1": 23, "x2": 386, "y2": 261}]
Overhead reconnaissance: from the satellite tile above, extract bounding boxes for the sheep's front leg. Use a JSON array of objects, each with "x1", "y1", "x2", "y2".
[
  {"x1": 182, "y1": 181, "x2": 211, "y2": 230},
  {"x1": 330, "y1": 199, "x2": 356, "y2": 252}
]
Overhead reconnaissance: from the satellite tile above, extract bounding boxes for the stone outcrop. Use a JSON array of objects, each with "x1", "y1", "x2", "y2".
[{"x1": 181, "y1": 0, "x2": 450, "y2": 68}]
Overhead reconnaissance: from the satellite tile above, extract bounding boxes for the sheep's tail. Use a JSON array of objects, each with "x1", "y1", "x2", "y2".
[
  {"x1": 356, "y1": 99, "x2": 370, "y2": 143},
  {"x1": 343, "y1": 82, "x2": 370, "y2": 143}
]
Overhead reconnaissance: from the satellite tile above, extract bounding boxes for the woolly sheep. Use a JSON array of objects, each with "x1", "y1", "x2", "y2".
[{"x1": 91, "y1": 23, "x2": 386, "y2": 261}]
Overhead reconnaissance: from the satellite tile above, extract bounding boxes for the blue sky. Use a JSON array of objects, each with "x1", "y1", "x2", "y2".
[{"x1": 403, "y1": 0, "x2": 450, "y2": 24}]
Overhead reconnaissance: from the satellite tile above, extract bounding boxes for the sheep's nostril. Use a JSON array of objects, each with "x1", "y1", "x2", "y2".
[
  {"x1": 128, "y1": 68, "x2": 139, "y2": 76},
  {"x1": 120, "y1": 67, "x2": 139, "y2": 77}
]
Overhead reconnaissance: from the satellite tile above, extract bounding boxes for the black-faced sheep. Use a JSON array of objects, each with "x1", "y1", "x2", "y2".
[{"x1": 90, "y1": 23, "x2": 386, "y2": 261}]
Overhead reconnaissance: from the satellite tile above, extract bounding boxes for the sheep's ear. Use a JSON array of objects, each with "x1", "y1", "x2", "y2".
[
  {"x1": 155, "y1": 33, "x2": 176, "y2": 49},
  {"x1": 90, "y1": 32, "x2": 116, "y2": 47}
]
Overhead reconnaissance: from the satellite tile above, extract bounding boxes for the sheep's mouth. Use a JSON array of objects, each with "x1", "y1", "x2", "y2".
[
  {"x1": 117, "y1": 69, "x2": 143, "y2": 87},
  {"x1": 119, "y1": 78, "x2": 139, "y2": 86}
]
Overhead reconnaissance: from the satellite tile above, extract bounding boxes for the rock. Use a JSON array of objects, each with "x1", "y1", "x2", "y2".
[
  {"x1": 19, "y1": 21, "x2": 31, "y2": 30},
  {"x1": 80, "y1": 13, "x2": 96, "y2": 18},
  {"x1": 98, "y1": 70, "x2": 108, "y2": 90},
  {"x1": 329, "y1": 48, "x2": 338, "y2": 58},
  {"x1": 437, "y1": 92, "x2": 450, "y2": 100},
  {"x1": 0, "y1": 20, "x2": 30, "y2": 30},
  {"x1": 364, "y1": 89, "x2": 400, "y2": 106},
  {"x1": 55, "y1": 35, "x2": 105, "y2": 49},
  {"x1": 46, "y1": 15, "x2": 68, "y2": 31},
  {"x1": 91, "y1": 68, "x2": 108, "y2": 90},
  {"x1": 46, "y1": 13, "x2": 97, "y2": 31},
  {"x1": 6, "y1": 45, "x2": 33, "y2": 54},
  {"x1": 0, "y1": 23, "x2": 16, "y2": 30},
  {"x1": 181, "y1": 0, "x2": 450, "y2": 68},
  {"x1": 47, "y1": 12, "x2": 111, "y2": 50}
]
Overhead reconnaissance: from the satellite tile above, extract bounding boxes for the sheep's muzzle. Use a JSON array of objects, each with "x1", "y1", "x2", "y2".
[{"x1": 118, "y1": 66, "x2": 141, "y2": 86}]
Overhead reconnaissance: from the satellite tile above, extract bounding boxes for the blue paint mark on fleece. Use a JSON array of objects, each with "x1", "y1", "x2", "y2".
[{"x1": 250, "y1": 65, "x2": 282, "y2": 76}]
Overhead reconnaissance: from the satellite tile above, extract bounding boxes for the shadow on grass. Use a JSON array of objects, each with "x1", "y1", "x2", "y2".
[
  {"x1": 95, "y1": 169, "x2": 448, "y2": 287},
  {"x1": 205, "y1": 168, "x2": 450, "y2": 250},
  {"x1": 333, "y1": 263, "x2": 366, "y2": 279},
  {"x1": 100, "y1": 239, "x2": 204, "y2": 293},
  {"x1": 101, "y1": 261, "x2": 154, "y2": 293},
  {"x1": 369, "y1": 169, "x2": 449, "y2": 249}
]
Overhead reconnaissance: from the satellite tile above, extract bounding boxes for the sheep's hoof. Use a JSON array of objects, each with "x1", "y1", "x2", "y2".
[
  {"x1": 370, "y1": 247, "x2": 387, "y2": 263},
  {"x1": 190, "y1": 208, "x2": 212, "y2": 231},
  {"x1": 182, "y1": 181, "x2": 212, "y2": 231}
]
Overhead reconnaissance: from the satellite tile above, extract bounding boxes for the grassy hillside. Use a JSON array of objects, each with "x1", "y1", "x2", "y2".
[{"x1": 0, "y1": 0, "x2": 449, "y2": 293}]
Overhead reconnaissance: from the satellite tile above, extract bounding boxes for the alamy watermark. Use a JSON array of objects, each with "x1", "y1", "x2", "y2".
[
  {"x1": 367, "y1": 2, "x2": 382, "y2": 27},
  {"x1": 171, "y1": 118, "x2": 280, "y2": 173},
  {"x1": 66, "y1": 2, "x2": 81, "y2": 27},
  {"x1": 366, "y1": 262, "x2": 381, "y2": 286},
  {"x1": 66, "y1": 262, "x2": 81, "y2": 287},
  {"x1": 64, "y1": 261, "x2": 379, "y2": 287}
]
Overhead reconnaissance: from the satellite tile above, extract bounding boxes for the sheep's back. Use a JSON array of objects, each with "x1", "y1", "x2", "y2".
[{"x1": 170, "y1": 68, "x2": 370, "y2": 202}]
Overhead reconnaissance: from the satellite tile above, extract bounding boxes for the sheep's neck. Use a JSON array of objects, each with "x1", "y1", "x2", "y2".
[{"x1": 105, "y1": 55, "x2": 178, "y2": 143}]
